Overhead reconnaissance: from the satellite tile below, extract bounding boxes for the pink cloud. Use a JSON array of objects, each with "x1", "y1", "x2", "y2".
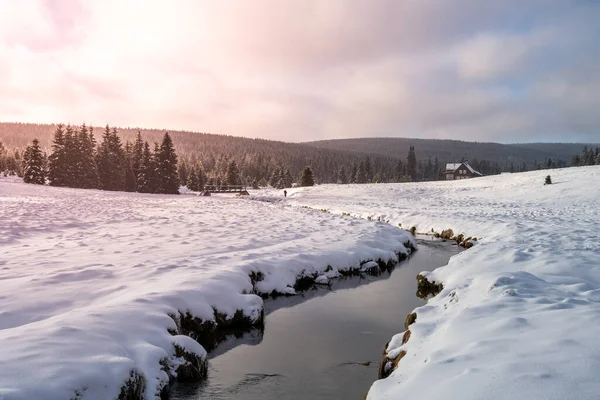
[{"x1": 0, "y1": 0, "x2": 599, "y2": 143}]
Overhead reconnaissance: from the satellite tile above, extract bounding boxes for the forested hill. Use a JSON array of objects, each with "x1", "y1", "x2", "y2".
[
  {"x1": 0, "y1": 122, "x2": 592, "y2": 183},
  {"x1": 306, "y1": 137, "x2": 593, "y2": 167},
  {"x1": 0, "y1": 122, "x2": 398, "y2": 183}
]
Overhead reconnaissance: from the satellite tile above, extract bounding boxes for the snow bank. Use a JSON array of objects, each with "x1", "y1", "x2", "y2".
[
  {"x1": 0, "y1": 181, "x2": 413, "y2": 399},
  {"x1": 282, "y1": 167, "x2": 600, "y2": 400}
]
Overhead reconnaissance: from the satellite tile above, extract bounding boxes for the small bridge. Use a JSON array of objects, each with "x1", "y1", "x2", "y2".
[{"x1": 203, "y1": 185, "x2": 249, "y2": 195}]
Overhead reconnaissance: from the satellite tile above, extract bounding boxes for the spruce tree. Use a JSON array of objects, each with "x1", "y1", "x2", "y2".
[
  {"x1": 187, "y1": 167, "x2": 200, "y2": 191},
  {"x1": 270, "y1": 167, "x2": 283, "y2": 187},
  {"x1": 128, "y1": 131, "x2": 144, "y2": 186},
  {"x1": 178, "y1": 160, "x2": 189, "y2": 188},
  {"x1": 0, "y1": 141, "x2": 6, "y2": 173},
  {"x1": 97, "y1": 126, "x2": 126, "y2": 191},
  {"x1": 156, "y1": 133, "x2": 179, "y2": 194},
  {"x1": 77, "y1": 124, "x2": 99, "y2": 189},
  {"x1": 22, "y1": 139, "x2": 45, "y2": 184},
  {"x1": 337, "y1": 166, "x2": 348, "y2": 184},
  {"x1": 299, "y1": 166, "x2": 315, "y2": 187},
  {"x1": 407, "y1": 146, "x2": 417, "y2": 182},
  {"x1": 349, "y1": 163, "x2": 357, "y2": 184},
  {"x1": 124, "y1": 141, "x2": 137, "y2": 192},
  {"x1": 282, "y1": 169, "x2": 293, "y2": 188},
  {"x1": 356, "y1": 160, "x2": 367, "y2": 184},
  {"x1": 394, "y1": 159, "x2": 404, "y2": 182},
  {"x1": 63, "y1": 125, "x2": 78, "y2": 187},
  {"x1": 225, "y1": 160, "x2": 241, "y2": 186},
  {"x1": 48, "y1": 124, "x2": 67, "y2": 186},
  {"x1": 137, "y1": 141, "x2": 155, "y2": 193},
  {"x1": 364, "y1": 157, "x2": 373, "y2": 182}
]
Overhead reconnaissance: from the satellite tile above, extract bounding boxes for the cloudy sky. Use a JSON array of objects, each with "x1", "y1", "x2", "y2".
[{"x1": 1, "y1": 0, "x2": 599, "y2": 143}]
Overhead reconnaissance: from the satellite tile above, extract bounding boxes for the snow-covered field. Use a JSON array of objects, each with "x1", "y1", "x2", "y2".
[
  {"x1": 3, "y1": 165, "x2": 600, "y2": 400},
  {"x1": 0, "y1": 181, "x2": 413, "y2": 400},
  {"x1": 277, "y1": 166, "x2": 600, "y2": 400}
]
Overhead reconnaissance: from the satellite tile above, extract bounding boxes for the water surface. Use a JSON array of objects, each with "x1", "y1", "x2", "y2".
[{"x1": 173, "y1": 238, "x2": 461, "y2": 399}]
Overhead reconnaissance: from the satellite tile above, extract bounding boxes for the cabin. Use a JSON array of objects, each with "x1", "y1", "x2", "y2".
[{"x1": 445, "y1": 161, "x2": 482, "y2": 180}]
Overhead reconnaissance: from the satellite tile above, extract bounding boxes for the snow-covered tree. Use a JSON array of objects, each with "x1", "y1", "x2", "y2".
[
  {"x1": 22, "y1": 139, "x2": 45, "y2": 184},
  {"x1": 299, "y1": 166, "x2": 315, "y2": 187},
  {"x1": 225, "y1": 160, "x2": 240, "y2": 186},
  {"x1": 337, "y1": 166, "x2": 348, "y2": 184},
  {"x1": 349, "y1": 163, "x2": 357, "y2": 184},
  {"x1": 76, "y1": 124, "x2": 99, "y2": 189},
  {"x1": 407, "y1": 145, "x2": 417, "y2": 182},
  {"x1": 97, "y1": 126, "x2": 126, "y2": 191},
  {"x1": 48, "y1": 124, "x2": 66, "y2": 186},
  {"x1": 156, "y1": 133, "x2": 179, "y2": 194},
  {"x1": 136, "y1": 141, "x2": 155, "y2": 193},
  {"x1": 356, "y1": 160, "x2": 367, "y2": 184}
]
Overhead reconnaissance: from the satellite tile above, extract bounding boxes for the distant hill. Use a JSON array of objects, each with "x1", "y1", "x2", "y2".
[
  {"x1": 305, "y1": 138, "x2": 593, "y2": 167},
  {"x1": 0, "y1": 122, "x2": 398, "y2": 183},
  {"x1": 0, "y1": 122, "x2": 593, "y2": 182}
]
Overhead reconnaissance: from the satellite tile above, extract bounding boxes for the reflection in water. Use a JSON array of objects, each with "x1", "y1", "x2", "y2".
[{"x1": 171, "y1": 238, "x2": 461, "y2": 400}]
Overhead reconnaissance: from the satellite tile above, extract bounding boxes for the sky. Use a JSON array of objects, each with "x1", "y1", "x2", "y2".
[{"x1": 1, "y1": 0, "x2": 599, "y2": 143}]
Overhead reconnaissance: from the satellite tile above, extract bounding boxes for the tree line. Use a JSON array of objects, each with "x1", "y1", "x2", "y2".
[
  {"x1": 22, "y1": 124, "x2": 179, "y2": 194},
  {"x1": 571, "y1": 146, "x2": 600, "y2": 167},
  {"x1": 3, "y1": 122, "x2": 593, "y2": 188}
]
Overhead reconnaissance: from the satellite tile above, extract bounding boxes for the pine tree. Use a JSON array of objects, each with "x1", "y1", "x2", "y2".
[
  {"x1": 132, "y1": 131, "x2": 144, "y2": 182},
  {"x1": 282, "y1": 169, "x2": 294, "y2": 188},
  {"x1": 0, "y1": 141, "x2": 6, "y2": 173},
  {"x1": 299, "y1": 166, "x2": 315, "y2": 187},
  {"x1": 587, "y1": 148, "x2": 596, "y2": 165},
  {"x1": 349, "y1": 163, "x2": 357, "y2": 184},
  {"x1": 337, "y1": 166, "x2": 348, "y2": 184},
  {"x1": 364, "y1": 157, "x2": 373, "y2": 183},
  {"x1": 62, "y1": 125, "x2": 78, "y2": 187},
  {"x1": 137, "y1": 141, "x2": 155, "y2": 193},
  {"x1": 407, "y1": 146, "x2": 417, "y2": 182},
  {"x1": 179, "y1": 160, "x2": 189, "y2": 188},
  {"x1": 394, "y1": 159, "x2": 404, "y2": 182},
  {"x1": 356, "y1": 160, "x2": 367, "y2": 184},
  {"x1": 225, "y1": 160, "x2": 241, "y2": 186},
  {"x1": 97, "y1": 126, "x2": 126, "y2": 191},
  {"x1": 77, "y1": 124, "x2": 99, "y2": 189},
  {"x1": 196, "y1": 165, "x2": 206, "y2": 191},
  {"x1": 156, "y1": 133, "x2": 179, "y2": 194},
  {"x1": 22, "y1": 139, "x2": 45, "y2": 184},
  {"x1": 187, "y1": 167, "x2": 200, "y2": 191},
  {"x1": 48, "y1": 124, "x2": 67, "y2": 186},
  {"x1": 270, "y1": 167, "x2": 284, "y2": 188},
  {"x1": 124, "y1": 141, "x2": 137, "y2": 192}
]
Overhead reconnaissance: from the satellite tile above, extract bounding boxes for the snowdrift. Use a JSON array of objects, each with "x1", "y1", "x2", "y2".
[
  {"x1": 283, "y1": 166, "x2": 600, "y2": 400},
  {"x1": 0, "y1": 180, "x2": 413, "y2": 399}
]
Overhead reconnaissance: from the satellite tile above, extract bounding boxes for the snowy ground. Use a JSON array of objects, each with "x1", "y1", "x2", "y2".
[
  {"x1": 0, "y1": 181, "x2": 413, "y2": 400},
  {"x1": 272, "y1": 166, "x2": 600, "y2": 400},
  {"x1": 3, "y1": 166, "x2": 600, "y2": 400}
]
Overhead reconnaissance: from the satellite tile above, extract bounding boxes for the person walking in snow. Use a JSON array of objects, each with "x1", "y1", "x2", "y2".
[{"x1": 284, "y1": 190, "x2": 287, "y2": 197}]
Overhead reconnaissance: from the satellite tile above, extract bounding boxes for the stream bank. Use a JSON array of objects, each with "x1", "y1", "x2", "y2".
[{"x1": 170, "y1": 238, "x2": 461, "y2": 400}]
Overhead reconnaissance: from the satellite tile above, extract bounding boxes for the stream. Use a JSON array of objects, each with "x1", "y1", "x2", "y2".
[{"x1": 171, "y1": 238, "x2": 461, "y2": 399}]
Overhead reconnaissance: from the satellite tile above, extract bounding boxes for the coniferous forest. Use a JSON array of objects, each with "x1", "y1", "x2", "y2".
[
  {"x1": 22, "y1": 124, "x2": 180, "y2": 194},
  {"x1": 2, "y1": 122, "x2": 597, "y2": 190}
]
